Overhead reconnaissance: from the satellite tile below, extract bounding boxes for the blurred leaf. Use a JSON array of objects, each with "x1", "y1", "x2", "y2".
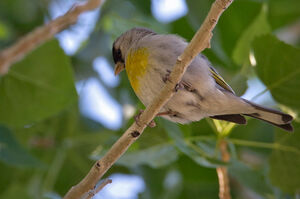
[
  {"x1": 0, "y1": 163, "x2": 13, "y2": 195},
  {"x1": 0, "y1": 0, "x2": 45, "y2": 34},
  {"x1": 268, "y1": 0, "x2": 300, "y2": 30},
  {"x1": 269, "y1": 122, "x2": 300, "y2": 193},
  {"x1": 253, "y1": 35, "x2": 300, "y2": 113},
  {"x1": 184, "y1": 118, "x2": 215, "y2": 137},
  {"x1": 101, "y1": 0, "x2": 138, "y2": 19},
  {"x1": 185, "y1": 0, "x2": 214, "y2": 29},
  {"x1": 218, "y1": 0, "x2": 261, "y2": 61},
  {"x1": 162, "y1": 120, "x2": 225, "y2": 168},
  {"x1": 53, "y1": 151, "x2": 92, "y2": 195},
  {"x1": 230, "y1": 119, "x2": 275, "y2": 144},
  {"x1": 229, "y1": 160, "x2": 273, "y2": 196},
  {"x1": 0, "y1": 21, "x2": 9, "y2": 40},
  {"x1": 171, "y1": 16, "x2": 195, "y2": 41},
  {"x1": 101, "y1": 12, "x2": 168, "y2": 41},
  {"x1": 90, "y1": 124, "x2": 175, "y2": 168},
  {"x1": 70, "y1": 130, "x2": 116, "y2": 148},
  {"x1": 117, "y1": 143, "x2": 178, "y2": 168},
  {"x1": 177, "y1": 156, "x2": 219, "y2": 199},
  {"x1": 232, "y1": 5, "x2": 271, "y2": 65},
  {"x1": 0, "y1": 40, "x2": 77, "y2": 127},
  {"x1": 138, "y1": 166, "x2": 167, "y2": 199},
  {"x1": 99, "y1": 0, "x2": 168, "y2": 40},
  {"x1": 228, "y1": 73, "x2": 248, "y2": 96},
  {"x1": 0, "y1": 125, "x2": 40, "y2": 167},
  {"x1": 128, "y1": 0, "x2": 152, "y2": 16},
  {"x1": 134, "y1": 123, "x2": 171, "y2": 149},
  {"x1": 77, "y1": 30, "x2": 111, "y2": 62},
  {"x1": 0, "y1": 183, "x2": 31, "y2": 199}
]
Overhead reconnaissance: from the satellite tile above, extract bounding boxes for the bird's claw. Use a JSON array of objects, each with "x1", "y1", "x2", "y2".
[
  {"x1": 134, "y1": 110, "x2": 156, "y2": 128},
  {"x1": 148, "y1": 120, "x2": 156, "y2": 128},
  {"x1": 163, "y1": 69, "x2": 171, "y2": 83},
  {"x1": 163, "y1": 70, "x2": 183, "y2": 92},
  {"x1": 174, "y1": 83, "x2": 180, "y2": 92}
]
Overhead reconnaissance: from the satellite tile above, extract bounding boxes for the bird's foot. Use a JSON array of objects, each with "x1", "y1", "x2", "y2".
[
  {"x1": 174, "y1": 83, "x2": 183, "y2": 92},
  {"x1": 163, "y1": 69, "x2": 171, "y2": 83},
  {"x1": 157, "y1": 110, "x2": 178, "y2": 117},
  {"x1": 181, "y1": 81, "x2": 195, "y2": 92},
  {"x1": 163, "y1": 70, "x2": 185, "y2": 92},
  {"x1": 134, "y1": 110, "x2": 156, "y2": 128}
]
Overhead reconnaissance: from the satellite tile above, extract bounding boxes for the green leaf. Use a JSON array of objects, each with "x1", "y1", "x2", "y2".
[
  {"x1": 253, "y1": 35, "x2": 300, "y2": 112},
  {"x1": 89, "y1": 124, "x2": 177, "y2": 168},
  {"x1": 138, "y1": 166, "x2": 168, "y2": 199},
  {"x1": 0, "y1": 21, "x2": 9, "y2": 40},
  {"x1": 0, "y1": 125, "x2": 40, "y2": 167},
  {"x1": 128, "y1": 0, "x2": 152, "y2": 16},
  {"x1": 162, "y1": 120, "x2": 225, "y2": 168},
  {"x1": 218, "y1": 0, "x2": 261, "y2": 60},
  {"x1": 185, "y1": 0, "x2": 214, "y2": 29},
  {"x1": 0, "y1": 183, "x2": 31, "y2": 199},
  {"x1": 177, "y1": 156, "x2": 219, "y2": 199},
  {"x1": 268, "y1": 0, "x2": 300, "y2": 30},
  {"x1": 102, "y1": 12, "x2": 168, "y2": 41},
  {"x1": 171, "y1": 17, "x2": 195, "y2": 41},
  {"x1": 232, "y1": 5, "x2": 271, "y2": 65},
  {"x1": 228, "y1": 73, "x2": 248, "y2": 96},
  {"x1": 117, "y1": 143, "x2": 178, "y2": 168},
  {"x1": 0, "y1": 40, "x2": 77, "y2": 126},
  {"x1": 0, "y1": 0, "x2": 44, "y2": 33},
  {"x1": 269, "y1": 122, "x2": 300, "y2": 193},
  {"x1": 228, "y1": 161, "x2": 273, "y2": 196}
]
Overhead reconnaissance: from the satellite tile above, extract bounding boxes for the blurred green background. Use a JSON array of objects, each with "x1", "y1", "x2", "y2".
[{"x1": 0, "y1": 0, "x2": 300, "y2": 198}]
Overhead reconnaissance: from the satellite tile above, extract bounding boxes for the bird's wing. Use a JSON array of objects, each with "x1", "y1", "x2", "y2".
[
  {"x1": 210, "y1": 114, "x2": 246, "y2": 124},
  {"x1": 209, "y1": 66, "x2": 235, "y2": 94}
]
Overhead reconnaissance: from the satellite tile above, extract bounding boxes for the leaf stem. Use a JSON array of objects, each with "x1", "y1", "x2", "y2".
[
  {"x1": 185, "y1": 136, "x2": 300, "y2": 155},
  {"x1": 229, "y1": 138, "x2": 300, "y2": 154}
]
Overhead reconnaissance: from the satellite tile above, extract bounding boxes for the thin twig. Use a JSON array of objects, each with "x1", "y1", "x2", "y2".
[
  {"x1": 85, "y1": 179, "x2": 112, "y2": 199},
  {"x1": 185, "y1": 136, "x2": 300, "y2": 154},
  {"x1": 63, "y1": 0, "x2": 234, "y2": 198},
  {"x1": 0, "y1": 0, "x2": 105, "y2": 75},
  {"x1": 217, "y1": 139, "x2": 231, "y2": 199}
]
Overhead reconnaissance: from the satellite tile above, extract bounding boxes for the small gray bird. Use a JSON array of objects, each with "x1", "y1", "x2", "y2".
[{"x1": 112, "y1": 27, "x2": 293, "y2": 131}]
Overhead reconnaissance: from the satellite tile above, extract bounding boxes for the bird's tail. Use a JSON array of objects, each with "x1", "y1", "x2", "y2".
[{"x1": 242, "y1": 99, "x2": 293, "y2": 132}]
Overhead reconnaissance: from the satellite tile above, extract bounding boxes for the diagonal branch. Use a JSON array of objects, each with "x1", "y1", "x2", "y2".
[
  {"x1": 0, "y1": 0, "x2": 105, "y2": 75},
  {"x1": 63, "y1": 0, "x2": 234, "y2": 198}
]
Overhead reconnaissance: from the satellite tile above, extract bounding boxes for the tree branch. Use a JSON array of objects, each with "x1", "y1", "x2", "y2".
[
  {"x1": 217, "y1": 139, "x2": 231, "y2": 199},
  {"x1": 85, "y1": 179, "x2": 112, "y2": 199},
  {"x1": 0, "y1": 0, "x2": 105, "y2": 75},
  {"x1": 63, "y1": 0, "x2": 234, "y2": 198}
]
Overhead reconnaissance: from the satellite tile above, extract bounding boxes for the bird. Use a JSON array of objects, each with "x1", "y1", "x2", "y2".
[{"x1": 112, "y1": 27, "x2": 293, "y2": 132}]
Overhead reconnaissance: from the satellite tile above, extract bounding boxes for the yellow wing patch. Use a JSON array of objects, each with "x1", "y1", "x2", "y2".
[
  {"x1": 209, "y1": 67, "x2": 235, "y2": 94},
  {"x1": 126, "y1": 48, "x2": 150, "y2": 93}
]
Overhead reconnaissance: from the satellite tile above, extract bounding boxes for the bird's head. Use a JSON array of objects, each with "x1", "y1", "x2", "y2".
[{"x1": 112, "y1": 27, "x2": 156, "y2": 75}]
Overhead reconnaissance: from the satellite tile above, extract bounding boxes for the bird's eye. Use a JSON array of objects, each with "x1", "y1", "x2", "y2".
[
  {"x1": 117, "y1": 49, "x2": 121, "y2": 55},
  {"x1": 112, "y1": 47, "x2": 121, "y2": 63}
]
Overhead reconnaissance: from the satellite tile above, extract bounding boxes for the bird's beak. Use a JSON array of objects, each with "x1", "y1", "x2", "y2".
[{"x1": 114, "y1": 62, "x2": 125, "y2": 76}]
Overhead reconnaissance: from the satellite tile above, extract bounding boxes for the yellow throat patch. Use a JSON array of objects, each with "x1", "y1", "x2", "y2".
[{"x1": 126, "y1": 48, "x2": 149, "y2": 93}]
